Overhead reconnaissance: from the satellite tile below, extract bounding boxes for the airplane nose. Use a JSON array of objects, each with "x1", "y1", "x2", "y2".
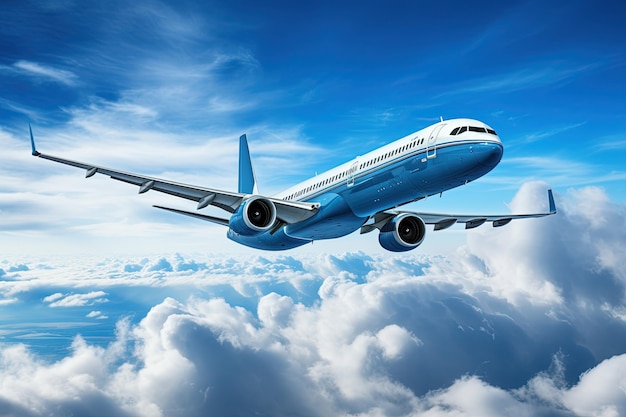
[{"x1": 473, "y1": 141, "x2": 503, "y2": 169}]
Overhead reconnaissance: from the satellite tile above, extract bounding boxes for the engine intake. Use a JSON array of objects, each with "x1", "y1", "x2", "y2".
[
  {"x1": 229, "y1": 196, "x2": 277, "y2": 236},
  {"x1": 378, "y1": 214, "x2": 426, "y2": 252}
]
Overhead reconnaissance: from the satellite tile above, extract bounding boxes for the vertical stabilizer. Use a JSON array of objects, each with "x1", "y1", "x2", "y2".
[{"x1": 238, "y1": 134, "x2": 257, "y2": 194}]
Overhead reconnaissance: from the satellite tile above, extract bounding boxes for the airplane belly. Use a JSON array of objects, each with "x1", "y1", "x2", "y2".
[
  {"x1": 227, "y1": 227, "x2": 310, "y2": 251},
  {"x1": 285, "y1": 193, "x2": 366, "y2": 240}
]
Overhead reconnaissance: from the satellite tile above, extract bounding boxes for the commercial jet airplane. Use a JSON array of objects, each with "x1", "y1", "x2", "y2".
[{"x1": 30, "y1": 118, "x2": 556, "y2": 251}]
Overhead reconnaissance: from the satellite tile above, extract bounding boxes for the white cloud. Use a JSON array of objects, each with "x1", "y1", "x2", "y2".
[
  {"x1": 44, "y1": 291, "x2": 108, "y2": 307},
  {"x1": 0, "y1": 290, "x2": 624, "y2": 417},
  {"x1": 257, "y1": 292, "x2": 295, "y2": 329},
  {"x1": 11, "y1": 60, "x2": 78, "y2": 86},
  {"x1": 0, "y1": 183, "x2": 625, "y2": 416},
  {"x1": 561, "y1": 354, "x2": 626, "y2": 416},
  {"x1": 87, "y1": 311, "x2": 108, "y2": 320},
  {"x1": 0, "y1": 297, "x2": 18, "y2": 305},
  {"x1": 42, "y1": 293, "x2": 64, "y2": 303},
  {"x1": 438, "y1": 62, "x2": 598, "y2": 98},
  {"x1": 376, "y1": 324, "x2": 422, "y2": 360}
]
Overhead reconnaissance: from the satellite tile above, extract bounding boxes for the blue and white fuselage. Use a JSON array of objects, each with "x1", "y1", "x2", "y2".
[
  {"x1": 230, "y1": 118, "x2": 505, "y2": 250},
  {"x1": 30, "y1": 118, "x2": 555, "y2": 252}
]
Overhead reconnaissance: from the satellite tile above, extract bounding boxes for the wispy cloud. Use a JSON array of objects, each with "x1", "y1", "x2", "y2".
[
  {"x1": 86, "y1": 310, "x2": 108, "y2": 319},
  {"x1": 438, "y1": 62, "x2": 598, "y2": 98},
  {"x1": 43, "y1": 291, "x2": 108, "y2": 307},
  {"x1": 517, "y1": 122, "x2": 587, "y2": 144},
  {"x1": 0, "y1": 297, "x2": 18, "y2": 305},
  {"x1": 485, "y1": 155, "x2": 626, "y2": 191},
  {"x1": 591, "y1": 133, "x2": 626, "y2": 153},
  {"x1": 504, "y1": 156, "x2": 590, "y2": 173},
  {"x1": 10, "y1": 60, "x2": 78, "y2": 86}
]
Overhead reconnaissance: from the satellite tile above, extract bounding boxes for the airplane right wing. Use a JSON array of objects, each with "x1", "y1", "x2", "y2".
[{"x1": 361, "y1": 189, "x2": 556, "y2": 233}]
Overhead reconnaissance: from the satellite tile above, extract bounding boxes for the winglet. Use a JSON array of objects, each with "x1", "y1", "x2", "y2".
[
  {"x1": 29, "y1": 124, "x2": 40, "y2": 156},
  {"x1": 548, "y1": 189, "x2": 556, "y2": 214},
  {"x1": 238, "y1": 134, "x2": 257, "y2": 194}
]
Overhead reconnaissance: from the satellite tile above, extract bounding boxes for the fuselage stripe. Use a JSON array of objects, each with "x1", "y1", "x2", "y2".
[{"x1": 279, "y1": 138, "x2": 497, "y2": 202}]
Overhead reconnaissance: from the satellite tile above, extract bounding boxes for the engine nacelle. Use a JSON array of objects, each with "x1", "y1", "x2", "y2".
[
  {"x1": 378, "y1": 214, "x2": 426, "y2": 252},
  {"x1": 229, "y1": 196, "x2": 277, "y2": 236}
]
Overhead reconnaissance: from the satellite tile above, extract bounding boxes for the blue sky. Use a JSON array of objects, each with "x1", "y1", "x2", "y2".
[
  {"x1": 1, "y1": 1, "x2": 626, "y2": 416},
  {"x1": 1, "y1": 0, "x2": 625, "y2": 255}
]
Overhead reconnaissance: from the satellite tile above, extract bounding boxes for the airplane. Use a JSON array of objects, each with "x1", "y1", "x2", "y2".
[{"x1": 29, "y1": 118, "x2": 556, "y2": 252}]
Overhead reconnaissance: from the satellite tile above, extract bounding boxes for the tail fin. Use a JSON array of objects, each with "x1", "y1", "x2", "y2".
[{"x1": 238, "y1": 134, "x2": 257, "y2": 194}]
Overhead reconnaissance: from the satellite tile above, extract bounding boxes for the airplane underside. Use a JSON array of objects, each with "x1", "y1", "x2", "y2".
[{"x1": 227, "y1": 192, "x2": 367, "y2": 250}]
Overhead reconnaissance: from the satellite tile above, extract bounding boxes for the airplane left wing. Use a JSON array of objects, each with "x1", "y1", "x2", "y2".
[
  {"x1": 29, "y1": 126, "x2": 318, "y2": 222},
  {"x1": 361, "y1": 190, "x2": 556, "y2": 233}
]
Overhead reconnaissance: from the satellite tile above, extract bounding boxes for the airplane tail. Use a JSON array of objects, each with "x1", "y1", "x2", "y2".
[{"x1": 238, "y1": 134, "x2": 257, "y2": 194}]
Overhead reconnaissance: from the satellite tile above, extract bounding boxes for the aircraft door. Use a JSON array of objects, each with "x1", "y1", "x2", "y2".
[
  {"x1": 347, "y1": 160, "x2": 358, "y2": 187},
  {"x1": 427, "y1": 124, "x2": 446, "y2": 159}
]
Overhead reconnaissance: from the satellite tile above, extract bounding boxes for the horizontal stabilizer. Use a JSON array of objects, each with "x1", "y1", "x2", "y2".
[{"x1": 153, "y1": 205, "x2": 229, "y2": 226}]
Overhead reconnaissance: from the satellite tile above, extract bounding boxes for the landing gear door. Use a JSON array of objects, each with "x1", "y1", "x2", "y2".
[{"x1": 427, "y1": 123, "x2": 445, "y2": 159}]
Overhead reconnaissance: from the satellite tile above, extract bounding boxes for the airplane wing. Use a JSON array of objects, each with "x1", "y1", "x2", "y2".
[
  {"x1": 361, "y1": 190, "x2": 556, "y2": 233},
  {"x1": 29, "y1": 126, "x2": 318, "y2": 224}
]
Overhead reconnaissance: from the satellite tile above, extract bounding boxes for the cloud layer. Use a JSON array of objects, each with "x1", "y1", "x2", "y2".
[
  {"x1": 2, "y1": 4, "x2": 625, "y2": 414},
  {"x1": 1, "y1": 183, "x2": 626, "y2": 416}
]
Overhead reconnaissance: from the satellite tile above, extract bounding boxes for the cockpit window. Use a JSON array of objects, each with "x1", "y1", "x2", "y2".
[{"x1": 452, "y1": 125, "x2": 497, "y2": 135}]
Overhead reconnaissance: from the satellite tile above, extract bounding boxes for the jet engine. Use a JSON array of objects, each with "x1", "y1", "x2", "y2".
[
  {"x1": 378, "y1": 214, "x2": 426, "y2": 252},
  {"x1": 229, "y1": 196, "x2": 277, "y2": 236}
]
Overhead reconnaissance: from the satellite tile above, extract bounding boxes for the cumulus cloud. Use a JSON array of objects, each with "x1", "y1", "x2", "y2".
[
  {"x1": 144, "y1": 258, "x2": 173, "y2": 273},
  {"x1": 464, "y1": 184, "x2": 626, "y2": 357},
  {"x1": 0, "y1": 183, "x2": 625, "y2": 416},
  {"x1": 0, "y1": 292, "x2": 623, "y2": 417}
]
